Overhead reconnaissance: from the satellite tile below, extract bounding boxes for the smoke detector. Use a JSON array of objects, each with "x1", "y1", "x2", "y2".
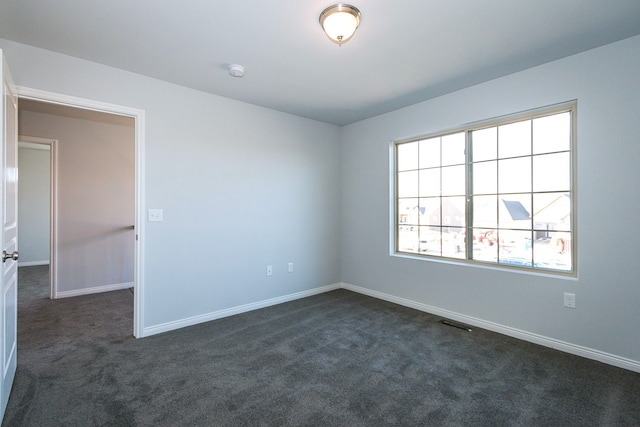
[{"x1": 228, "y1": 64, "x2": 245, "y2": 78}]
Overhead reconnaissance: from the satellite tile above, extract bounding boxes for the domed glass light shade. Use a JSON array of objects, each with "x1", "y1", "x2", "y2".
[{"x1": 319, "y1": 4, "x2": 362, "y2": 46}]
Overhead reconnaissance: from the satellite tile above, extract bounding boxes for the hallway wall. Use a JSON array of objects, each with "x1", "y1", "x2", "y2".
[{"x1": 19, "y1": 107, "x2": 135, "y2": 296}]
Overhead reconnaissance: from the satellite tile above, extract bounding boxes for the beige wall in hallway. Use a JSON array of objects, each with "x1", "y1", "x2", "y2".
[{"x1": 19, "y1": 106, "x2": 134, "y2": 295}]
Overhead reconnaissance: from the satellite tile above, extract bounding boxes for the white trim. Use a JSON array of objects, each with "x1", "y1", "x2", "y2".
[
  {"x1": 56, "y1": 282, "x2": 134, "y2": 299},
  {"x1": 142, "y1": 283, "x2": 342, "y2": 337},
  {"x1": 17, "y1": 261, "x2": 49, "y2": 267},
  {"x1": 390, "y1": 252, "x2": 579, "y2": 281},
  {"x1": 136, "y1": 279, "x2": 640, "y2": 372},
  {"x1": 17, "y1": 86, "x2": 144, "y2": 119},
  {"x1": 341, "y1": 282, "x2": 640, "y2": 373},
  {"x1": 18, "y1": 141, "x2": 50, "y2": 151},
  {"x1": 16, "y1": 86, "x2": 145, "y2": 338}
]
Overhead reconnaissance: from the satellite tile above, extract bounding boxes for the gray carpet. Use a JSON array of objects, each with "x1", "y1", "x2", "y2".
[{"x1": 3, "y1": 265, "x2": 640, "y2": 426}]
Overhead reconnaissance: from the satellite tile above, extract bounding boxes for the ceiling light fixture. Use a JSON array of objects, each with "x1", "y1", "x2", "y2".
[{"x1": 319, "y1": 4, "x2": 361, "y2": 46}]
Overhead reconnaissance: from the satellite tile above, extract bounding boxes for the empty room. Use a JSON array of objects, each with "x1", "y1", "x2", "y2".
[{"x1": 0, "y1": 1, "x2": 639, "y2": 425}]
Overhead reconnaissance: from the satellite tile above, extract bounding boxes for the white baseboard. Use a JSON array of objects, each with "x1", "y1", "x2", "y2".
[
  {"x1": 138, "y1": 280, "x2": 640, "y2": 373},
  {"x1": 341, "y1": 282, "x2": 640, "y2": 374},
  {"x1": 56, "y1": 281, "x2": 134, "y2": 299},
  {"x1": 142, "y1": 283, "x2": 343, "y2": 338},
  {"x1": 18, "y1": 260, "x2": 49, "y2": 267}
]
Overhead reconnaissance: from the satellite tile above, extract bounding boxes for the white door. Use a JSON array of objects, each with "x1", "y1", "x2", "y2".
[{"x1": 0, "y1": 50, "x2": 18, "y2": 420}]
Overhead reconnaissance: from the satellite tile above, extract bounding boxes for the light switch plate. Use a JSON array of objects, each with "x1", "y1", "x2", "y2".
[{"x1": 148, "y1": 209, "x2": 163, "y2": 222}]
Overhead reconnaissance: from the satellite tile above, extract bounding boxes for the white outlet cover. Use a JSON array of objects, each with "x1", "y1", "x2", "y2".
[
  {"x1": 564, "y1": 292, "x2": 576, "y2": 308},
  {"x1": 148, "y1": 209, "x2": 163, "y2": 222}
]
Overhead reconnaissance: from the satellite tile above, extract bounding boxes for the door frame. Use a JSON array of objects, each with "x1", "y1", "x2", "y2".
[
  {"x1": 17, "y1": 136, "x2": 57, "y2": 299},
  {"x1": 16, "y1": 86, "x2": 145, "y2": 338}
]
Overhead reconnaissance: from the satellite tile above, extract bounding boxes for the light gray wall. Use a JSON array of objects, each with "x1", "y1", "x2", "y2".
[
  {"x1": 5, "y1": 34, "x2": 638, "y2": 367},
  {"x1": 19, "y1": 110, "x2": 135, "y2": 293},
  {"x1": 18, "y1": 145, "x2": 50, "y2": 265},
  {"x1": 341, "y1": 35, "x2": 640, "y2": 364},
  {"x1": 0, "y1": 39, "x2": 342, "y2": 329}
]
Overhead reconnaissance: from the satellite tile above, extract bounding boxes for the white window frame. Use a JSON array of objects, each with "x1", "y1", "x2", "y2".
[{"x1": 391, "y1": 101, "x2": 577, "y2": 277}]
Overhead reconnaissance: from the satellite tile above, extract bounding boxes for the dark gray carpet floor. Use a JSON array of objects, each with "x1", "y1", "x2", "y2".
[{"x1": 2, "y1": 265, "x2": 640, "y2": 426}]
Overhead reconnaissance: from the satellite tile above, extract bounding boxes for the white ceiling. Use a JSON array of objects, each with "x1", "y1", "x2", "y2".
[{"x1": 2, "y1": 1, "x2": 640, "y2": 126}]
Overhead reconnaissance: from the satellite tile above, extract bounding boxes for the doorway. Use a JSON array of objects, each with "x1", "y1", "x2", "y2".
[
  {"x1": 17, "y1": 137, "x2": 55, "y2": 298},
  {"x1": 16, "y1": 88, "x2": 145, "y2": 338},
  {"x1": 19, "y1": 99, "x2": 135, "y2": 302}
]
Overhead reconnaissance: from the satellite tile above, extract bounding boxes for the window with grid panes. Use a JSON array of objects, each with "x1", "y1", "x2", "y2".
[{"x1": 394, "y1": 102, "x2": 575, "y2": 274}]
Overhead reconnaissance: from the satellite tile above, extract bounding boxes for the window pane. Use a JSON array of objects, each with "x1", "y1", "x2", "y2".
[
  {"x1": 441, "y1": 196, "x2": 466, "y2": 228},
  {"x1": 533, "y1": 152, "x2": 570, "y2": 192},
  {"x1": 498, "y1": 230, "x2": 533, "y2": 265},
  {"x1": 533, "y1": 231, "x2": 572, "y2": 271},
  {"x1": 533, "y1": 193, "x2": 570, "y2": 232},
  {"x1": 397, "y1": 142, "x2": 418, "y2": 171},
  {"x1": 419, "y1": 198, "x2": 441, "y2": 226},
  {"x1": 441, "y1": 132, "x2": 465, "y2": 166},
  {"x1": 499, "y1": 120, "x2": 531, "y2": 158},
  {"x1": 499, "y1": 195, "x2": 531, "y2": 229},
  {"x1": 419, "y1": 138, "x2": 440, "y2": 168},
  {"x1": 419, "y1": 168, "x2": 440, "y2": 197},
  {"x1": 442, "y1": 227, "x2": 466, "y2": 259},
  {"x1": 472, "y1": 160, "x2": 497, "y2": 194},
  {"x1": 398, "y1": 225, "x2": 419, "y2": 253},
  {"x1": 398, "y1": 170, "x2": 418, "y2": 197},
  {"x1": 472, "y1": 127, "x2": 497, "y2": 162},
  {"x1": 533, "y1": 112, "x2": 570, "y2": 154},
  {"x1": 420, "y1": 226, "x2": 442, "y2": 256},
  {"x1": 398, "y1": 198, "x2": 419, "y2": 226},
  {"x1": 498, "y1": 157, "x2": 531, "y2": 193},
  {"x1": 472, "y1": 195, "x2": 497, "y2": 228},
  {"x1": 441, "y1": 165, "x2": 465, "y2": 196},
  {"x1": 472, "y1": 228, "x2": 499, "y2": 262}
]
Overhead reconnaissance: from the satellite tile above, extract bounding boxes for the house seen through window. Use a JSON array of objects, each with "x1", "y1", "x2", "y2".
[{"x1": 394, "y1": 102, "x2": 575, "y2": 274}]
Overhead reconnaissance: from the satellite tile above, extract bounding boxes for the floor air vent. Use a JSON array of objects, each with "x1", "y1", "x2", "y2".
[{"x1": 440, "y1": 319, "x2": 472, "y2": 332}]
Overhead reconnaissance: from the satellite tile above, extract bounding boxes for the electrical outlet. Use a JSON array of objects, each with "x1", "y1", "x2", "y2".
[
  {"x1": 564, "y1": 292, "x2": 576, "y2": 309},
  {"x1": 266, "y1": 265, "x2": 273, "y2": 276}
]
